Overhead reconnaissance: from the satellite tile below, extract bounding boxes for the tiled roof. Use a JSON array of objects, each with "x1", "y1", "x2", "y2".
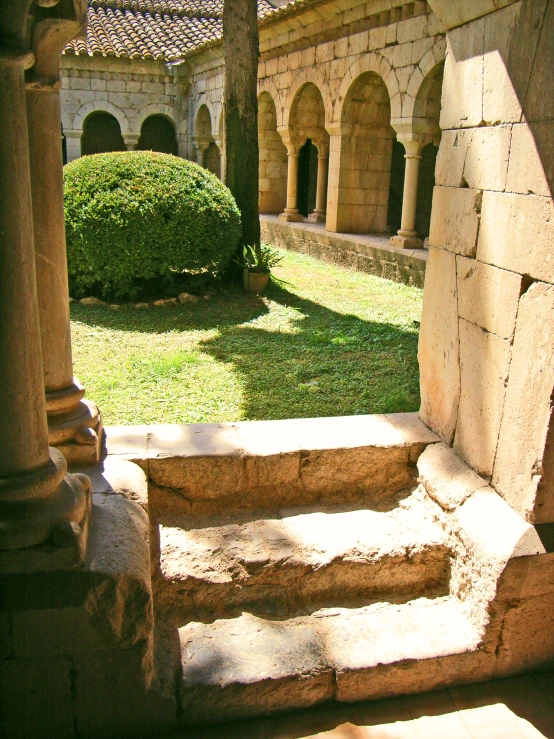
[{"x1": 63, "y1": 0, "x2": 286, "y2": 62}]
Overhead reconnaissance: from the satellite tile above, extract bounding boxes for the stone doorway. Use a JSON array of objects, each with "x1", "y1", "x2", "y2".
[{"x1": 297, "y1": 138, "x2": 318, "y2": 218}]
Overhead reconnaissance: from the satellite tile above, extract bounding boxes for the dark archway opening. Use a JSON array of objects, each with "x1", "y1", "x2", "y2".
[
  {"x1": 203, "y1": 142, "x2": 222, "y2": 179},
  {"x1": 61, "y1": 126, "x2": 67, "y2": 165},
  {"x1": 297, "y1": 138, "x2": 318, "y2": 218},
  {"x1": 137, "y1": 115, "x2": 178, "y2": 155},
  {"x1": 81, "y1": 112, "x2": 125, "y2": 156},
  {"x1": 387, "y1": 139, "x2": 405, "y2": 234},
  {"x1": 415, "y1": 142, "x2": 439, "y2": 239}
]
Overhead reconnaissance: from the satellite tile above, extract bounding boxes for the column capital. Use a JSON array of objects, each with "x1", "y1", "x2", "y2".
[
  {"x1": 314, "y1": 138, "x2": 330, "y2": 157},
  {"x1": 123, "y1": 132, "x2": 141, "y2": 150},
  {"x1": 0, "y1": 42, "x2": 34, "y2": 69}
]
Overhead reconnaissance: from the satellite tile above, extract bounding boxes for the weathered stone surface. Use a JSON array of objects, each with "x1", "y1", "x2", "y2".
[
  {"x1": 429, "y1": 187, "x2": 482, "y2": 257},
  {"x1": 440, "y1": 20, "x2": 484, "y2": 130},
  {"x1": 493, "y1": 282, "x2": 554, "y2": 522},
  {"x1": 461, "y1": 125, "x2": 511, "y2": 192},
  {"x1": 179, "y1": 614, "x2": 334, "y2": 723},
  {"x1": 418, "y1": 247, "x2": 460, "y2": 445},
  {"x1": 144, "y1": 414, "x2": 436, "y2": 519},
  {"x1": 496, "y1": 552, "x2": 554, "y2": 602},
  {"x1": 456, "y1": 256, "x2": 521, "y2": 340},
  {"x1": 155, "y1": 495, "x2": 450, "y2": 622},
  {"x1": 477, "y1": 191, "x2": 554, "y2": 284},
  {"x1": 453, "y1": 318, "x2": 511, "y2": 478},
  {"x1": 417, "y1": 442, "x2": 489, "y2": 510},
  {"x1": 80, "y1": 296, "x2": 106, "y2": 306},
  {"x1": 506, "y1": 123, "x2": 551, "y2": 197}
]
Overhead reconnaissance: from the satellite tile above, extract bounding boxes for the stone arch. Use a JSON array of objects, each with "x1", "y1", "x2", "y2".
[
  {"x1": 402, "y1": 49, "x2": 446, "y2": 123},
  {"x1": 81, "y1": 111, "x2": 126, "y2": 155},
  {"x1": 328, "y1": 66, "x2": 396, "y2": 234},
  {"x1": 61, "y1": 109, "x2": 72, "y2": 131},
  {"x1": 137, "y1": 115, "x2": 178, "y2": 155},
  {"x1": 258, "y1": 77, "x2": 285, "y2": 129},
  {"x1": 258, "y1": 90, "x2": 287, "y2": 214},
  {"x1": 333, "y1": 54, "x2": 401, "y2": 125},
  {"x1": 72, "y1": 100, "x2": 129, "y2": 134},
  {"x1": 131, "y1": 104, "x2": 179, "y2": 134},
  {"x1": 194, "y1": 101, "x2": 217, "y2": 140},
  {"x1": 282, "y1": 69, "x2": 333, "y2": 131}
]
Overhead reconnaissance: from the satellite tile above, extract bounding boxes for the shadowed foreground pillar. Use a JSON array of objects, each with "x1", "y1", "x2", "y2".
[
  {"x1": 26, "y1": 8, "x2": 103, "y2": 466},
  {"x1": 390, "y1": 139, "x2": 424, "y2": 249},
  {"x1": 0, "y1": 5, "x2": 91, "y2": 572}
]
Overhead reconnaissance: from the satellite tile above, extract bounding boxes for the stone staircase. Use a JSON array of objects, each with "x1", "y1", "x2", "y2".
[{"x1": 98, "y1": 413, "x2": 545, "y2": 728}]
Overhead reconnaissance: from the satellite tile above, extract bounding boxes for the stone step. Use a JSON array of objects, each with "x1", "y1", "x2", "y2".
[
  {"x1": 178, "y1": 596, "x2": 481, "y2": 724},
  {"x1": 153, "y1": 493, "x2": 450, "y2": 623},
  {"x1": 107, "y1": 413, "x2": 438, "y2": 519}
]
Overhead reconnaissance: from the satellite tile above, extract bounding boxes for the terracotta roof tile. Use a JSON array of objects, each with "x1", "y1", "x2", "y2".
[{"x1": 64, "y1": 0, "x2": 283, "y2": 61}]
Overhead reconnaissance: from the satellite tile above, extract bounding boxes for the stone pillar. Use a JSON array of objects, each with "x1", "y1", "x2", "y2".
[
  {"x1": 279, "y1": 136, "x2": 304, "y2": 223},
  {"x1": 64, "y1": 129, "x2": 82, "y2": 161},
  {"x1": 389, "y1": 139, "x2": 424, "y2": 249},
  {"x1": 308, "y1": 141, "x2": 329, "y2": 223},
  {"x1": 26, "y1": 12, "x2": 102, "y2": 467},
  {"x1": 123, "y1": 132, "x2": 140, "y2": 151},
  {"x1": 0, "y1": 15, "x2": 91, "y2": 571}
]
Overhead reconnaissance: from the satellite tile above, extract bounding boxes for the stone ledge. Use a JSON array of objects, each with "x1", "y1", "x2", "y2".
[{"x1": 260, "y1": 215, "x2": 427, "y2": 288}]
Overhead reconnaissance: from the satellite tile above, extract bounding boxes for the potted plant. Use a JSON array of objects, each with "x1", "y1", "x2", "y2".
[{"x1": 237, "y1": 243, "x2": 283, "y2": 295}]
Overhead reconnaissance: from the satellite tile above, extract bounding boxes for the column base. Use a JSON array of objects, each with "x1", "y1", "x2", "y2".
[
  {"x1": 47, "y1": 382, "x2": 104, "y2": 465},
  {"x1": 0, "y1": 479, "x2": 91, "y2": 574},
  {"x1": 279, "y1": 211, "x2": 304, "y2": 223},
  {"x1": 389, "y1": 234, "x2": 424, "y2": 249},
  {"x1": 308, "y1": 211, "x2": 326, "y2": 223},
  {"x1": 0, "y1": 447, "x2": 92, "y2": 568}
]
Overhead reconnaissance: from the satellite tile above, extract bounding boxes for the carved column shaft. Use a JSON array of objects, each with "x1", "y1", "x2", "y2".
[
  {"x1": 279, "y1": 141, "x2": 304, "y2": 223},
  {"x1": 26, "y1": 12, "x2": 102, "y2": 466},
  {"x1": 308, "y1": 142, "x2": 329, "y2": 223},
  {"x1": 389, "y1": 138, "x2": 424, "y2": 249},
  {"x1": 0, "y1": 38, "x2": 90, "y2": 565}
]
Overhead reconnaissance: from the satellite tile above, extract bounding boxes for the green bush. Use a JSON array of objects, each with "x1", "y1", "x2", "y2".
[{"x1": 64, "y1": 151, "x2": 241, "y2": 299}]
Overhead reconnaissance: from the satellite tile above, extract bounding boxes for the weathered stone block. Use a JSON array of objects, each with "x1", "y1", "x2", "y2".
[
  {"x1": 493, "y1": 282, "x2": 554, "y2": 522},
  {"x1": 440, "y1": 20, "x2": 484, "y2": 130},
  {"x1": 418, "y1": 442, "x2": 489, "y2": 510},
  {"x1": 456, "y1": 256, "x2": 521, "y2": 339},
  {"x1": 453, "y1": 318, "x2": 511, "y2": 477},
  {"x1": 462, "y1": 125, "x2": 511, "y2": 192},
  {"x1": 418, "y1": 247, "x2": 460, "y2": 445},
  {"x1": 477, "y1": 191, "x2": 554, "y2": 283},
  {"x1": 506, "y1": 122, "x2": 552, "y2": 197},
  {"x1": 429, "y1": 186, "x2": 482, "y2": 257}
]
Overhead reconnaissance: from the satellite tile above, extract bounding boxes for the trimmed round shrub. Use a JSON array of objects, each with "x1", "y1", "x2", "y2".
[{"x1": 64, "y1": 151, "x2": 241, "y2": 299}]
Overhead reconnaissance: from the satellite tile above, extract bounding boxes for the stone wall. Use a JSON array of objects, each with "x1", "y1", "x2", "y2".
[
  {"x1": 60, "y1": 55, "x2": 189, "y2": 160},
  {"x1": 419, "y1": 0, "x2": 554, "y2": 524}
]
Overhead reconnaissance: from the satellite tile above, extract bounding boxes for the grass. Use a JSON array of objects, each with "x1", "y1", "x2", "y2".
[{"x1": 71, "y1": 248, "x2": 423, "y2": 425}]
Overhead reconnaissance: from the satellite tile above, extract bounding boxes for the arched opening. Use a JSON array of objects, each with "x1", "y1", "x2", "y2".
[
  {"x1": 258, "y1": 91, "x2": 287, "y2": 214},
  {"x1": 137, "y1": 115, "x2": 178, "y2": 155},
  {"x1": 203, "y1": 141, "x2": 221, "y2": 179},
  {"x1": 297, "y1": 139, "x2": 318, "y2": 218},
  {"x1": 81, "y1": 111, "x2": 125, "y2": 156},
  {"x1": 415, "y1": 142, "x2": 439, "y2": 239},
  {"x1": 289, "y1": 83, "x2": 329, "y2": 220},
  {"x1": 336, "y1": 72, "x2": 395, "y2": 233},
  {"x1": 387, "y1": 139, "x2": 405, "y2": 233},
  {"x1": 413, "y1": 61, "x2": 444, "y2": 239}
]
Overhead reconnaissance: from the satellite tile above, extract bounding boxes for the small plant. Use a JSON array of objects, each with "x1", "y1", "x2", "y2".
[{"x1": 236, "y1": 243, "x2": 284, "y2": 274}]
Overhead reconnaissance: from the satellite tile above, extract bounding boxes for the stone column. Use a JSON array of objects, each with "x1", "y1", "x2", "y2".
[
  {"x1": 389, "y1": 139, "x2": 424, "y2": 249},
  {"x1": 308, "y1": 141, "x2": 329, "y2": 223},
  {"x1": 26, "y1": 12, "x2": 102, "y2": 467},
  {"x1": 279, "y1": 138, "x2": 304, "y2": 223},
  {"x1": 64, "y1": 129, "x2": 82, "y2": 161},
  {"x1": 123, "y1": 132, "x2": 140, "y2": 151},
  {"x1": 0, "y1": 13, "x2": 90, "y2": 571}
]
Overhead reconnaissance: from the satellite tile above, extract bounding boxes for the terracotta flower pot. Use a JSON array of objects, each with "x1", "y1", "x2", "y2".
[{"x1": 244, "y1": 270, "x2": 270, "y2": 295}]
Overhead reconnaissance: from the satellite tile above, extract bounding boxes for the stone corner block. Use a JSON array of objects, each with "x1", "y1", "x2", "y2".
[{"x1": 417, "y1": 442, "x2": 489, "y2": 510}]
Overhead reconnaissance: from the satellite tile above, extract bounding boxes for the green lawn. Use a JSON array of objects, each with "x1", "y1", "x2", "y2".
[{"x1": 71, "y1": 249, "x2": 423, "y2": 425}]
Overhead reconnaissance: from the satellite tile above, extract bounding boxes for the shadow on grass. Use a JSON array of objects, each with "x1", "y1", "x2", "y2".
[
  {"x1": 70, "y1": 286, "x2": 269, "y2": 333},
  {"x1": 198, "y1": 281, "x2": 420, "y2": 420},
  {"x1": 71, "y1": 279, "x2": 420, "y2": 421}
]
